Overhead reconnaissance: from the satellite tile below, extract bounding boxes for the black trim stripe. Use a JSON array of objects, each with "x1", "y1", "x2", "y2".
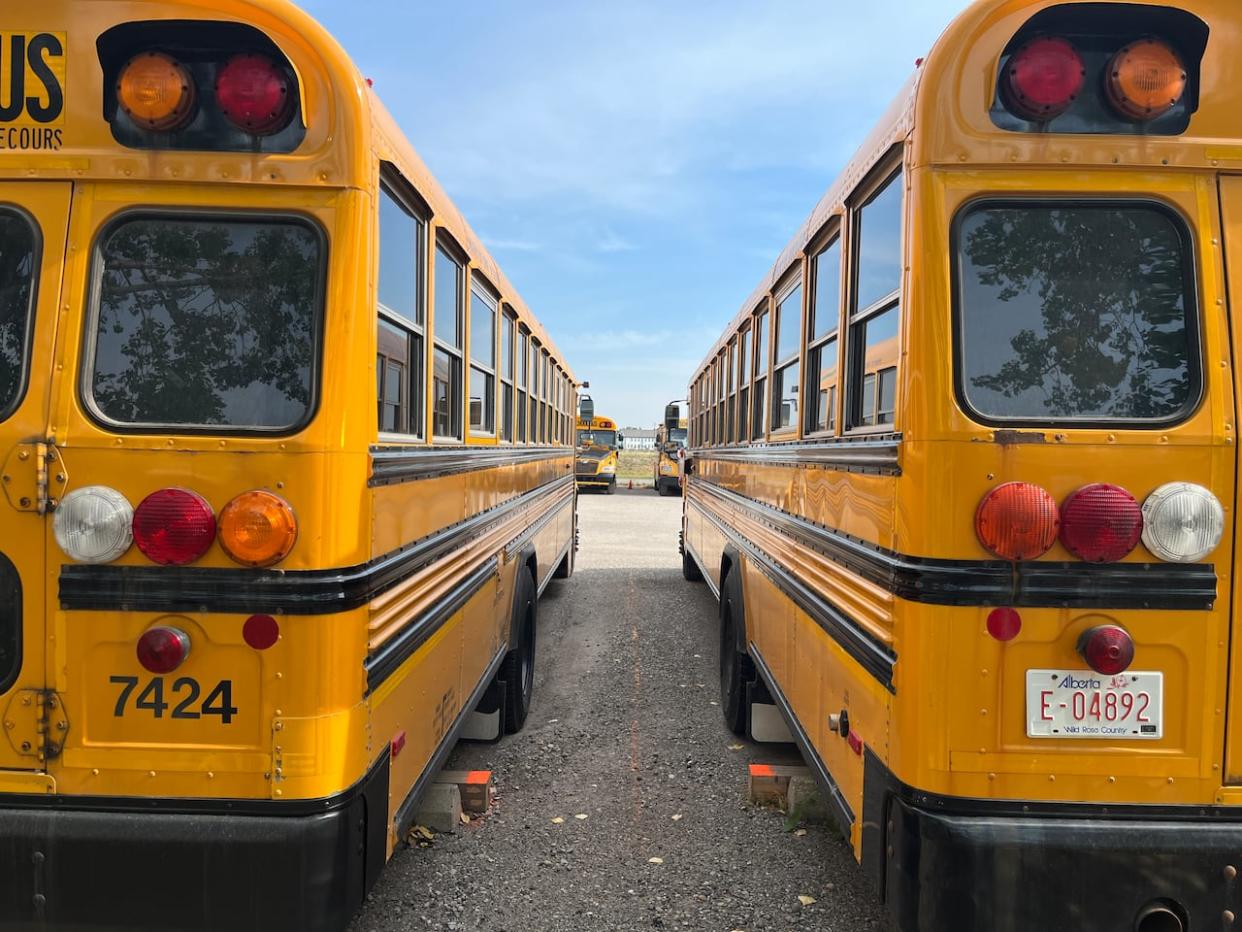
[
  {"x1": 691, "y1": 478, "x2": 1216, "y2": 610},
  {"x1": 59, "y1": 474, "x2": 575, "y2": 615},
  {"x1": 394, "y1": 644, "x2": 507, "y2": 839},
  {"x1": 694, "y1": 433, "x2": 901, "y2": 476},
  {"x1": 505, "y1": 489, "x2": 575, "y2": 560},
  {"x1": 370, "y1": 445, "x2": 572, "y2": 485},
  {"x1": 751, "y1": 645, "x2": 855, "y2": 834},
  {"x1": 689, "y1": 498, "x2": 897, "y2": 691},
  {"x1": 365, "y1": 558, "x2": 498, "y2": 694}
]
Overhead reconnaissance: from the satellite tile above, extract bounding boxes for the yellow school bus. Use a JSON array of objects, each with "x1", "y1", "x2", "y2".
[
  {"x1": 653, "y1": 402, "x2": 688, "y2": 496},
  {"x1": 683, "y1": 2, "x2": 1241, "y2": 929},
  {"x1": 0, "y1": 3, "x2": 577, "y2": 928},
  {"x1": 575, "y1": 414, "x2": 620, "y2": 494}
]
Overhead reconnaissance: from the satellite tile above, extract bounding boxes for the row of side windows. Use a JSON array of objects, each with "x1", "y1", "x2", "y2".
[
  {"x1": 691, "y1": 163, "x2": 903, "y2": 447},
  {"x1": 377, "y1": 174, "x2": 573, "y2": 445}
]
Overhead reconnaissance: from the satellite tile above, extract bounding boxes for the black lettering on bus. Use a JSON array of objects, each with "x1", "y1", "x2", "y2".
[
  {"x1": 25, "y1": 33, "x2": 64, "y2": 123},
  {"x1": 0, "y1": 35, "x2": 25, "y2": 122}
]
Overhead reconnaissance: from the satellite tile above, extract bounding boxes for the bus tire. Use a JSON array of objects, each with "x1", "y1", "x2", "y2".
[
  {"x1": 682, "y1": 546, "x2": 703, "y2": 582},
  {"x1": 720, "y1": 567, "x2": 753, "y2": 736},
  {"x1": 606, "y1": 478, "x2": 617, "y2": 495},
  {"x1": 502, "y1": 568, "x2": 537, "y2": 734}
]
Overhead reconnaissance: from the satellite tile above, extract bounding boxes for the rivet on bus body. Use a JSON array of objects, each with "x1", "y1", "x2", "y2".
[
  {"x1": 1225, "y1": 910, "x2": 1236, "y2": 926},
  {"x1": 148, "y1": 770, "x2": 156, "y2": 777},
  {"x1": 274, "y1": 722, "x2": 283, "y2": 731},
  {"x1": 987, "y1": 773, "x2": 996, "y2": 781},
  {"x1": 207, "y1": 771, "x2": 214, "y2": 779},
  {"x1": 1048, "y1": 774, "x2": 1056, "y2": 782},
  {"x1": 276, "y1": 481, "x2": 285, "y2": 489},
  {"x1": 218, "y1": 440, "x2": 226, "y2": 447},
  {"x1": 979, "y1": 708, "x2": 988, "y2": 716},
  {"x1": 1107, "y1": 776, "x2": 1115, "y2": 783},
  {"x1": 274, "y1": 789, "x2": 283, "y2": 797},
  {"x1": 1167, "y1": 777, "x2": 1174, "y2": 784},
  {"x1": 1107, "y1": 434, "x2": 1116, "y2": 443},
  {"x1": 275, "y1": 671, "x2": 283, "y2": 679},
  {"x1": 91, "y1": 769, "x2": 99, "y2": 776},
  {"x1": 275, "y1": 709, "x2": 283, "y2": 716},
  {"x1": 986, "y1": 473, "x2": 994, "y2": 481},
  {"x1": 980, "y1": 669, "x2": 989, "y2": 677},
  {"x1": 17, "y1": 451, "x2": 28, "y2": 462}
]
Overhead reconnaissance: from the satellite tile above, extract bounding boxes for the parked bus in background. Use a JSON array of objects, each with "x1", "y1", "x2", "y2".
[
  {"x1": 653, "y1": 401, "x2": 689, "y2": 496},
  {"x1": 575, "y1": 398, "x2": 622, "y2": 494},
  {"x1": 0, "y1": 3, "x2": 577, "y2": 928},
  {"x1": 681, "y1": 1, "x2": 1241, "y2": 929}
]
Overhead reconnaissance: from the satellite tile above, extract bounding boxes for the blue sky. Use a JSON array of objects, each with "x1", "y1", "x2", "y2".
[{"x1": 299, "y1": 0, "x2": 968, "y2": 428}]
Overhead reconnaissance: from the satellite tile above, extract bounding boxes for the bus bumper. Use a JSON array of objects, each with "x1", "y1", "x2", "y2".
[
  {"x1": 884, "y1": 792, "x2": 1242, "y2": 931},
  {"x1": 0, "y1": 756, "x2": 388, "y2": 932},
  {"x1": 656, "y1": 476, "x2": 681, "y2": 494}
]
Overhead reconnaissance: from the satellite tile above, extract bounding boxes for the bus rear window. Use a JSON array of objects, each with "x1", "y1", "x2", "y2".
[
  {"x1": 0, "y1": 209, "x2": 37, "y2": 421},
  {"x1": 89, "y1": 216, "x2": 323, "y2": 430},
  {"x1": 956, "y1": 203, "x2": 1196, "y2": 424}
]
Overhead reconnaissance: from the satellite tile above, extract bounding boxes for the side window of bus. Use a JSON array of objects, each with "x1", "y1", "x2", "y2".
[
  {"x1": 90, "y1": 216, "x2": 322, "y2": 430},
  {"x1": 848, "y1": 168, "x2": 902, "y2": 430},
  {"x1": 726, "y1": 338, "x2": 737, "y2": 443},
  {"x1": 751, "y1": 307, "x2": 769, "y2": 440},
  {"x1": 469, "y1": 278, "x2": 497, "y2": 436},
  {"x1": 0, "y1": 209, "x2": 38, "y2": 422},
  {"x1": 807, "y1": 237, "x2": 842, "y2": 434},
  {"x1": 432, "y1": 242, "x2": 463, "y2": 439},
  {"x1": 772, "y1": 276, "x2": 802, "y2": 433},
  {"x1": 737, "y1": 325, "x2": 750, "y2": 442},
  {"x1": 377, "y1": 183, "x2": 425, "y2": 437},
  {"x1": 517, "y1": 327, "x2": 529, "y2": 442},
  {"x1": 500, "y1": 311, "x2": 515, "y2": 441},
  {"x1": 957, "y1": 203, "x2": 1196, "y2": 423}
]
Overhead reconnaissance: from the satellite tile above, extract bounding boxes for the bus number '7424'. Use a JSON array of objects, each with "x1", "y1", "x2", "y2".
[{"x1": 110, "y1": 676, "x2": 238, "y2": 723}]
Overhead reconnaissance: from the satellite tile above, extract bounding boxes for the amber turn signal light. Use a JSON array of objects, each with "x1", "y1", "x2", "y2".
[
  {"x1": 1106, "y1": 38, "x2": 1187, "y2": 122},
  {"x1": 218, "y1": 490, "x2": 297, "y2": 567},
  {"x1": 117, "y1": 51, "x2": 196, "y2": 131}
]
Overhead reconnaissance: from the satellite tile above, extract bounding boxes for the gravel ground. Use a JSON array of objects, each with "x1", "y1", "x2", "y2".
[{"x1": 351, "y1": 489, "x2": 883, "y2": 932}]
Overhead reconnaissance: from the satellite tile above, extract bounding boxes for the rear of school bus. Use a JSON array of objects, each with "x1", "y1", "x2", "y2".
[
  {"x1": 0, "y1": 2, "x2": 384, "y2": 928},
  {"x1": 883, "y1": 1, "x2": 1242, "y2": 929}
]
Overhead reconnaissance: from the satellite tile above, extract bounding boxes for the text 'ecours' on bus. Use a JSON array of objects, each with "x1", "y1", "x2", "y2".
[
  {"x1": 678, "y1": 2, "x2": 1238, "y2": 931},
  {"x1": 0, "y1": 3, "x2": 579, "y2": 929}
]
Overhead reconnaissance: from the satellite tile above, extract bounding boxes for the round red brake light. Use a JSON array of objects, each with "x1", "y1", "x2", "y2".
[
  {"x1": 975, "y1": 482, "x2": 1060, "y2": 561},
  {"x1": 1003, "y1": 37, "x2": 1086, "y2": 121},
  {"x1": 133, "y1": 488, "x2": 216, "y2": 565},
  {"x1": 137, "y1": 626, "x2": 191, "y2": 674},
  {"x1": 215, "y1": 54, "x2": 293, "y2": 135},
  {"x1": 1059, "y1": 483, "x2": 1143, "y2": 563},
  {"x1": 1078, "y1": 624, "x2": 1135, "y2": 676}
]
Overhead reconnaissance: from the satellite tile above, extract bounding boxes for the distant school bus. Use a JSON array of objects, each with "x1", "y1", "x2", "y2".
[
  {"x1": 575, "y1": 414, "x2": 621, "y2": 493},
  {"x1": 653, "y1": 403, "x2": 688, "y2": 496},
  {"x1": 0, "y1": 3, "x2": 577, "y2": 929},
  {"x1": 682, "y1": 2, "x2": 1242, "y2": 929}
]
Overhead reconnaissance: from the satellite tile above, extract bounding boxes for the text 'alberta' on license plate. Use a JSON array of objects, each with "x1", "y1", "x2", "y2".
[{"x1": 1026, "y1": 669, "x2": 1163, "y2": 739}]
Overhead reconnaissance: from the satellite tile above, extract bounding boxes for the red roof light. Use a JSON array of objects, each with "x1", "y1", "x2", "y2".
[
  {"x1": 1060, "y1": 483, "x2": 1143, "y2": 563},
  {"x1": 1003, "y1": 37, "x2": 1086, "y2": 121},
  {"x1": 133, "y1": 488, "x2": 216, "y2": 565},
  {"x1": 215, "y1": 54, "x2": 293, "y2": 135}
]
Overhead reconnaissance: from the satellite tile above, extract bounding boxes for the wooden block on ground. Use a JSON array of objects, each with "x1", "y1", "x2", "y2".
[
  {"x1": 748, "y1": 763, "x2": 810, "y2": 808},
  {"x1": 435, "y1": 769, "x2": 493, "y2": 814},
  {"x1": 414, "y1": 782, "x2": 462, "y2": 833}
]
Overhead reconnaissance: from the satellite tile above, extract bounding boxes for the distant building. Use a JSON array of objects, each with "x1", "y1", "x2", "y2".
[{"x1": 621, "y1": 428, "x2": 657, "y2": 451}]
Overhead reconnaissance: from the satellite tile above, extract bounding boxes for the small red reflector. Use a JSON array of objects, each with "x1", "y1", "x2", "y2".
[
  {"x1": 215, "y1": 54, "x2": 293, "y2": 135},
  {"x1": 242, "y1": 614, "x2": 280, "y2": 650},
  {"x1": 1060, "y1": 483, "x2": 1143, "y2": 563},
  {"x1": 137, "y1": 626, "x2": 191, "y2": 674},
  {"x1": 133, "y1": 488, "x2": 216, "y2": 565},
  {"x1": 1004, "y1": 37, "x2": 1086, "y2": 121},
  {"x1": 391, "y1": 730, "x2": 406, "y2": 759},
  {"x1": 986, "y1": 608, "x2": 1022, "y2": 642},
  {"x1": 846, "y1": 731, "x2": 864, "y2": 756},
  {"x1": 976, "y1": 482, "x2": 1060, "y2": 561},
  {"x1": 1078, "y1": 625, "x2": 1135, "y2": 676}
]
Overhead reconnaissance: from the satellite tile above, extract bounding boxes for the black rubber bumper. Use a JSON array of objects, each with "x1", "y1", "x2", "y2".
[
  {"x1": 0, "y1": 755, "x2": 389, "y2": 932},
  {"x1": 884, "y1": 792, "x2": 1242, "y2": 931}
]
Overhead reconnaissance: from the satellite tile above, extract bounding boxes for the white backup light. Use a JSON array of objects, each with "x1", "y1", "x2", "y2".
[
  {"x1": 54, "y1": 486, "x2": 134, "y2": 564},
  {"x1": 1141, "y1": 482, "x2": 1224, "y2": 563}
]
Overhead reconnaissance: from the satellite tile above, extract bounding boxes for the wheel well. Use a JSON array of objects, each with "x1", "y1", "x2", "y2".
[
  {"x1": 720, "y1": 547, "x2": 748, "y2": 657},
  {"x1": 508, "y1": 548, "x2": 539, "y2": 650}
]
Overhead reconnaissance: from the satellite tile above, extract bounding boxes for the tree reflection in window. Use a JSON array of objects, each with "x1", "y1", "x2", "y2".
[
  {"x1": 92, "y1": 218, "x2": 320, "y2": 428},
  {"x1": 959, "y1": 205, "x2": 1193, "y2": 421},
  {"x1": 0, "y1": 212, "x2": 36, "y2": 418}
]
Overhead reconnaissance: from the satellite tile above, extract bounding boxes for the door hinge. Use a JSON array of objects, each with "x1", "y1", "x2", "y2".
[
  {"x1": 2, "y1": 441, "x2": 67, "y2": 514},
  {"x1": 3, "y1": 689, "x2": 69, "y2": 762}
]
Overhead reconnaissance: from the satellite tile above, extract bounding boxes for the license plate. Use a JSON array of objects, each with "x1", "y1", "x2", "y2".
[{"x1": 1026, "y1": 669, "x2": 1163, "y2": 739}]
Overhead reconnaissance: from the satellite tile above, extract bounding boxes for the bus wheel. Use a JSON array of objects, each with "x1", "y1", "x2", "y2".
[
  {"x1": 720, "y1": 568, "x2": 753, "y2": 736},
  {"x1": 502, "y1": 568, "x2": 537, "y2": 734},
  {"x1": 606, "y1": 479, "x2": 617, "y2": 495},
  {"x1": 682, "y1": 546, "x2": 703, "y2": 582}
]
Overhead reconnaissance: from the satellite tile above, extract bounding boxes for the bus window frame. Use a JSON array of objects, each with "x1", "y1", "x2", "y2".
[
  {"x1": 770, "y1": 264, "x2": 804, "y2": 438},
  {"x1": 844, "y1": 162, "x2": 904, "y2": 435},
  {"x1": 80, "y1": 207, "x2": 328, "y2": 438},
  {"x1": 467, "y1": 272, "x2": 499, "y2": 438},
  {"x1": 431, "y1": 233, "x2": 466, "y2": 442},
  {"x1": 751, "y1": 301, "x2": 770, "y2": 441},
  {"x1": 500, "y1": 307, "x2": 516, "y2": 443},
  {"x1": 736, "y1": 323, "x2": 751, "y2": 444},
  {"x1": 949, "y1": 194, "x2": 1204, "y2": 430},
  {"x1": 516, "y1": 325, "x2": 529, "y2": 443},
  {"x1": 804, "y1": 221, "x2": 844, "y2": 438},
  {"x1": 0, "y1": 204, "x2": 42, "y2": 426}
]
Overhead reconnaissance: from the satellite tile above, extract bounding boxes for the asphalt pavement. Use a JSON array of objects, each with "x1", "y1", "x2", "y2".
[{"x1": 351, "y1": 487, "x2": 883, "y2": 932}]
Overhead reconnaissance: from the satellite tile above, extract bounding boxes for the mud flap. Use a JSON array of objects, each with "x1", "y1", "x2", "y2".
[
  {"x1": 746, "y1": 678, "x2": 794, "y2": 744},
  {"x1": 461, "y1": 675, "x2": 505, "y2": 742}
]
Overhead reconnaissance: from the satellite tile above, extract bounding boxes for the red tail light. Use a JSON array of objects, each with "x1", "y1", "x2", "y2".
[
  {"x1": 243, "y1": 614, "x2": 280, "y2": 651},
  {"x1": 137, "y1": 626, "x2": 191, "y2": 674},
  {"x1": 1078, "y1": 625, "x2": 1134, "y2": 676},
  {"x1": 133, "y1": 488, "x2": 216, "y2": 565},
  {"x1": 1059, "y1": 483, "x2": 1143, "y2": 563},
  {"x1": 986, "y1": 608, "x2": 1022, "y2": 642},
  {"x1": 1003, "y1": 37, "x2": 1086, "y2": 121},
  {"x1": 215, "y1": 54, "x2": 293, "y2": 135},
  {"x1": 975, "y1": 482, "x2": 1060, "y2": 561}
]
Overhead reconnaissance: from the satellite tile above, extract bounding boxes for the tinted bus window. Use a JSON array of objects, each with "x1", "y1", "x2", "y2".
[
  {"x1": 91, "y1": 217, "x2": 321, "y2": 429},
  {"x1": 958, "y1": 204, "x2": 1195, "y2": 422},
  {"x1": 0, "y1": 211, "x2": 36, "y2": 420}
]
